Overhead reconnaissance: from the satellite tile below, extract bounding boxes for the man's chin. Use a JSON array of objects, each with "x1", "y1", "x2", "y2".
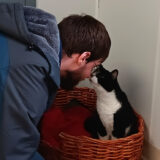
[
  {"x1": 60, "y1": 80, "x2": 80, "y2": 90},
  {"x1": 60, "y1": 84, "x2": 75, "y2": 90},
  {"x1": 60, "y1": 70, "x2": 82, "y2": 90}
]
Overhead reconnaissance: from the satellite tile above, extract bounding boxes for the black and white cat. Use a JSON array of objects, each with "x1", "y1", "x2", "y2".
[{"x1": 84, "y1": 65, "x2": 138, "y2": 140}]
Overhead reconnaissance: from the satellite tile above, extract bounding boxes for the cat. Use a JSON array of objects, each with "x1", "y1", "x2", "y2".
[{"x1": 84, "y1": 65, "x2": 138, "y2": 140}]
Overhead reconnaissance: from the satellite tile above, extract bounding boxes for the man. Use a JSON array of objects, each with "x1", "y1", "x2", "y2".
[
  {"x1": 0, "y1": 3, "x2": 111, "y2": 160},
  {"x1": 58, "y1": 15, "x2": 111, "y2": 90}
]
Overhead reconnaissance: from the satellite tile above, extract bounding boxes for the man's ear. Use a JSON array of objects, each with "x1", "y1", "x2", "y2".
[{"x1": 77, "y1": 52, "x2": 91, "y2": 65}]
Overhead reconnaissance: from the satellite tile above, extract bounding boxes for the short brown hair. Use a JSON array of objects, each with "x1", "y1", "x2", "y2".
[{"x1": 58, "y1": 14, "x2": 111, "y2": 62}]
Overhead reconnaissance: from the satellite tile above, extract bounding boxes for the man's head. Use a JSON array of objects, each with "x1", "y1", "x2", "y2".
[{"x1": 58, "y1": 14, "x2": 111, "y2": 90}]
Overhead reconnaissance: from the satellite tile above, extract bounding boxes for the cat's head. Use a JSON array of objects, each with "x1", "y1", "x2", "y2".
[{"x1": 90, "y1": 65, "x2": 118, "y2": 92}]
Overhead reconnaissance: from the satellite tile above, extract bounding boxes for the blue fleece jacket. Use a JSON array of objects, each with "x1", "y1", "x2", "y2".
[{"x1": 0, "y1": 3, "x2": 61, "y2": 160}]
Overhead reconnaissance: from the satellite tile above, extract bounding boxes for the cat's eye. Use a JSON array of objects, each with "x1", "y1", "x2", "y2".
[{"x1": 98, "y1": 74, "x2": 105, "y2": 79}]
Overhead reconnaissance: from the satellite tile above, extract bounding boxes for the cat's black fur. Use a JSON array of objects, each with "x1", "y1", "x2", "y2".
[{"x1": 84, "y1": 65, "x2": 138, "y2": 140}]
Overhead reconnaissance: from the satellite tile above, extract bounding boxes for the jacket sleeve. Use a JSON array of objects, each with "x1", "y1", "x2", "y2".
[{"x1": 0, "y1": 64, "x2": 57, "y2": 160}]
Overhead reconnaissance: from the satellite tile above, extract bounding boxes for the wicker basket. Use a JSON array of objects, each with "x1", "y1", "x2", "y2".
[{"x1": 41, "y1": 87, "x2": 144, "y2": 160}]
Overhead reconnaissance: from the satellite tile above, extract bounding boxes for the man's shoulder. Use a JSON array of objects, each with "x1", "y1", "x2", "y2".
[{"x1": 6, "y1": 34, "x2": 49, "y2": 71}]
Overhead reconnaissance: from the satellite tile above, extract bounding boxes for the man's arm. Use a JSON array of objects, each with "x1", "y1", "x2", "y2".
[{"x1": 0, "y1": 64, "x2": 56, "y2": 160}]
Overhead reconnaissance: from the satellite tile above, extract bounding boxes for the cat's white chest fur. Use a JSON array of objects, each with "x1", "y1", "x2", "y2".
[
  {"x1": 96, "y1": 87, "x2": 121, "y2": 139},
  {"x1": 91, "y1": 77, "x2": 121, "y2": 139}
]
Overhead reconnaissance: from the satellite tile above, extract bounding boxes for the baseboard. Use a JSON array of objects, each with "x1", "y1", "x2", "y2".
[{"x1": 143, "y1": 140, "x2": 160, "y2": 160}]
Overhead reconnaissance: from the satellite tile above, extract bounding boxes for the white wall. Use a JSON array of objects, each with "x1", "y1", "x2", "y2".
[
  {"x1": 37, "y1": 0, "x2": 96, "y2": 22},
  {"x1": 150, "y1": 15, "x2": 160, "y2": 149},
  {"x1": 98, "y1": 0, "x2": 160, "y2": 152},
  {"x1": 37, "y1": 0, "x2": 160, "y2": 158}
]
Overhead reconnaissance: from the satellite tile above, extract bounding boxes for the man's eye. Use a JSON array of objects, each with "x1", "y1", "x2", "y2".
[
  {"x1": 93, "y1": 65, "x2": 101, "y2": 72},
  {"x1": 91, "y1": 66, "x2": 98, "y2": 74}
]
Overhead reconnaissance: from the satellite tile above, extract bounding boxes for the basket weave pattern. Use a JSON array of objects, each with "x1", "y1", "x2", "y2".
[{"x1": 52, "y1": 87, "x2": 144, "y2": 160}]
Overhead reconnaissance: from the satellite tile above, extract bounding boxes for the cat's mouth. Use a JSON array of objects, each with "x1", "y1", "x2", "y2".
[{"x1": 89, "y1": 76, "x2": 98, "y2": 84}]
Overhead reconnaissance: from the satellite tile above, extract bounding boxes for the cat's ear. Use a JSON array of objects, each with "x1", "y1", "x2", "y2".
[{"x1": 111, "y1": 69, "x2": 118, "y2": 79}]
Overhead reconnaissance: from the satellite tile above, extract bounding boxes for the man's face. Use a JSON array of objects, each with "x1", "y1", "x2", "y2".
[{"x1": 60, "y1": 59, "x2": 101, "y2": 90}]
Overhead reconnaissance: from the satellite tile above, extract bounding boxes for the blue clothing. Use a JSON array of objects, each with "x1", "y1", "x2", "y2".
[{"x1": 0, "y1": 3, "x2": 61, "y2": 160}]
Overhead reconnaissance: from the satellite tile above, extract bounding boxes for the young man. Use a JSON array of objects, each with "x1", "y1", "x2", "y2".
[
  {"x1": 59, "y1": 15, "x2": 111, "y2": 90},
  {"x1": 0, "y1": 3, "x2": 111, "y2": 160}
]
